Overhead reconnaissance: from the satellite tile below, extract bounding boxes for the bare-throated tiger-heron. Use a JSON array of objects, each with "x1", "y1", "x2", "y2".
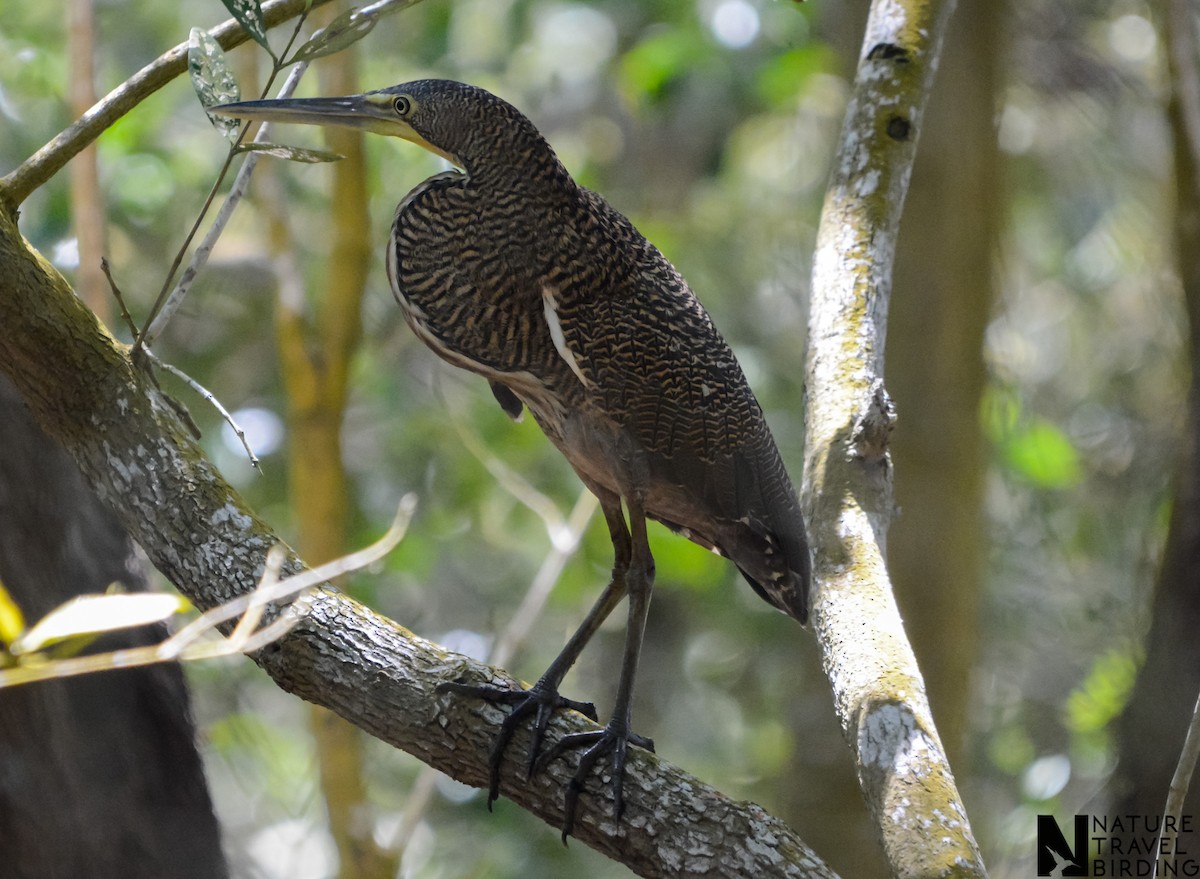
[{"x1": 215, "y1": 79, "x2": 811, "y2": 839}]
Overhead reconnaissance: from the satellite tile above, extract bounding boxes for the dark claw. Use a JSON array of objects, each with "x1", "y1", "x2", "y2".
[
  {"x1": 534, "y1": 720, "x2": 654, "y2": 842},
  {"x1": 436, "y1": 677, "x2": 598, "y2": 806},
  {"x1": 629, "y1": 731, "x2": 655, "y2": 752}
]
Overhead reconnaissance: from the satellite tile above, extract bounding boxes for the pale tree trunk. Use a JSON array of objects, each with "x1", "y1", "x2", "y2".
[
  {"x1": 803, "y1": 0, "x2": 988, "y2": 874},
  {"x1": 0, "y1": 0, "x2": 992, "y2": 873}
]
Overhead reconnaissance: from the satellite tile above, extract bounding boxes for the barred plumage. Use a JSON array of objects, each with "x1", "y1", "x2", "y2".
[
  {"x1": 215, "y1": 79, "x2": 810, "y2": 838},
  {"x1": 383, "y1": 81, "x2": 810, "y2": 619}
]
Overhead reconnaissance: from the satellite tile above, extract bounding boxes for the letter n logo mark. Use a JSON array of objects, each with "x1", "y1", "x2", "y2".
[{"x1": 1037, "y1": 814, "x2": 1087, "y2": 876}]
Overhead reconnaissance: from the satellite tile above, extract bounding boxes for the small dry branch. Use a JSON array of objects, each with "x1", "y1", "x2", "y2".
[{"x1": 0, "y1": 497, "x2": 415, "y2": 689}]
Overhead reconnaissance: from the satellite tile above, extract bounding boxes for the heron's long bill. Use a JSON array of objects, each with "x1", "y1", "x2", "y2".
[{"x1": 211, "y1": 94, "x2": 459, "y2": 166}]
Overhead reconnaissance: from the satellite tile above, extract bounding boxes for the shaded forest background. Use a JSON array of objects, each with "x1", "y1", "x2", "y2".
[{"x1": 0, "y1": 0, "x2": 1192, "y2": 876}]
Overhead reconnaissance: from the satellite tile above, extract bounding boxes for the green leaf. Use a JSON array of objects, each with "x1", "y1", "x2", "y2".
[
  {"x1": 9, "y1": 592, "x2": 191, "y2": 656},
  {"x1": 219, "y1": 0, "x2": 273, "y2": 58},
  {"x1": 982, "y1": 388, "x2": 1082, "y2": 488},
  {"x1": 286, "y1": 7, "x2": 377, "y2": 64},
  {"x1": 188, "y1": 28, "x2": 242, "y2": 143},
  {"x1": 236, "y1": 142, "x2": 344, "y2": 163},
  {"x1": 754, "y1": 45, "x2": 837, "y2": 107},
  {"x1": 1001, "y1": 418, "x2": 1082, "y2": 488},
  {"x1": 618, "y1": 29, "x2": 708, "y2": 105},
  {"x1": 0, "y1": 581, "x2": 25, "y2": 650}
]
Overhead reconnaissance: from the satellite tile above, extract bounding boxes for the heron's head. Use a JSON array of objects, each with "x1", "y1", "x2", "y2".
[{"x1": 214, "y1": 79, "x2": 561, "y2": 185}]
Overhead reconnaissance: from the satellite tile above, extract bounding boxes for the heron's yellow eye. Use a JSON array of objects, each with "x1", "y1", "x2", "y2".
[{"x1": 393, "y1": 95, "x2": 412, "y2": 116}]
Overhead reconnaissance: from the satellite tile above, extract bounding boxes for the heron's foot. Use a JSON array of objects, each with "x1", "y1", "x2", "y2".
[
  {"x1": 536, "y1": 717, "x2": 655, "y2": 842},
  {"x1": 437, "y1": 677, "x2": 598, "y2": 807}
]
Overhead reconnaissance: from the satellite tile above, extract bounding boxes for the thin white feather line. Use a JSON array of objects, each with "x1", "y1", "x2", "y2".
[{"x1": 541, "y1": 285, "x2": 592, "y2": 388}]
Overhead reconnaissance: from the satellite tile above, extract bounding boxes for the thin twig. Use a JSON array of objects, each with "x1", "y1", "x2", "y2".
[
  {"x1": 0, "y1": 0, "x2": 333, "y2": 212},
  {"x1": 0, "y1": 496, "x2": 417, "y2": 688},
  {"x1": 439, "y1": 379, "x2": 569, "y2": 540},
  {"x1": 394, "y1": 487, "x2": 595, "y2": 853},
  {"x1": 491, "y1": 488, "x2": 597, "y2": 669},
  {"x1": 160, "y1": 494, "x2": 415, "y2": 657},
  {"x1": 132, "y1": 31, "x2": 313, "y2": 356},
  {"x1": 140, "y1": 347, "x2": 262, "y2": 473},
  {"x1": 140, "y1": 59, "x2": 311, "y2": 349},
  {"x1": 1157, "y1": 687, "x2": 1200, "y2": 867},
  {"x1": 227, "y1": 543, "x2": 288, "y2": 649},
  {"x1": 130, "y1": 139, "x2": 249, "y2": 356},
  {"x1": 100, "y1": 258, "x2": 138, "y2": 338},
  {"x1": 134, "y1": 10, "x2": 314, "y2": 349},
  {"x1": 106, "y1": 258, "x2": 260, "y2": 472}
]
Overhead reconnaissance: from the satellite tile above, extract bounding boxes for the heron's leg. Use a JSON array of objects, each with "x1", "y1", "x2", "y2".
[
  {"x1": 438, "y1": 491, "x2": 633, "y2": 807},
  {"x1": 537, "y1": 491, "x2": 656, "y2": 841}
]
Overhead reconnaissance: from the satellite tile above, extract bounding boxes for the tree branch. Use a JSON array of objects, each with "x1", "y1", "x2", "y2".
[
  {"x1": 0, "y1": 208, "x2": 835, "y2": 877},
  {"x1": 803, "y1": 0, "x2": 987, "y2": 875},
  {"x1": 0, "y1": 0, "x2": 331, "y2": 213}
]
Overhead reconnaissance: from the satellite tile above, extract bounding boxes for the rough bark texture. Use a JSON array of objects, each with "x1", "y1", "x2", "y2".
[
  {"x1": 803, "y1": 0, "x2": 988, "y2": 875},
  {"x1": 0, "y1": 206, "x2": 834, "y2": 878},
  {"x1": 0, "y1": 376, "x2": 226, "y2": 879}
]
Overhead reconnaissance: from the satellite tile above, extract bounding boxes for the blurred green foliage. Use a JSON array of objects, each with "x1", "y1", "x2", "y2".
[
  {"x1": 0, "y1": 0, "x2": 1187, "y2": 876},
  {"x1": 1066, "y1": 647, "x2": 1139, "y2": 737},
  {"x1": 985, "y1": 388, "x2": 1083, "y2": 488}
]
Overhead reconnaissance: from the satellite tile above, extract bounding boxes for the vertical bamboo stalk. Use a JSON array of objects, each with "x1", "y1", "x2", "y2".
[
  {"x1": 67, "y1": 0, "x2": 108, "y2": 321},
  {"x1": 263, "y1": 9, "x2": 396, "y2": 876}
]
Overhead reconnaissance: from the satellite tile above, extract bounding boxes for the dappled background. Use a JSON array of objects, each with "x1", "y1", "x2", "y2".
[{"x1": 0, "y1": 0, "x2": 1187, "y2": 876}]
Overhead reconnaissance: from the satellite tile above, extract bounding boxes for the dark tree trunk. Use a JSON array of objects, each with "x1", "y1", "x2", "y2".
[
  {"x1": 889, "y1": 0, "x2": 998, "y2": 767},
  {"x1": 1111, "y1": 8, "x2": 1200, "y2": 867},
  {"x1": 0, "y1": 375, "x2": 227, "y2": 879}
]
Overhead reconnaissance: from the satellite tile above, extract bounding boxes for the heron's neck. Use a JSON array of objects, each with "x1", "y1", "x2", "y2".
[{"x1": 458, "y1": 119, "x2": 574, "y2": 201}]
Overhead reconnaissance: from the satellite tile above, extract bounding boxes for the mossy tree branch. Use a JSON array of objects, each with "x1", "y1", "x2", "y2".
[
  {"x1": 0, "y1": 206, "x2": 835, "y2": 877},
  {"x1": 802, "y1": 0, "x2": 988, "y2": 875},
  {"x1": 0, "y1": 0, "x2": 993, "y2": 870}
]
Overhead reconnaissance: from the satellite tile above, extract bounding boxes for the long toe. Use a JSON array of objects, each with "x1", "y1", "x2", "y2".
[
  {"x1": 438, "y1": 676, "x2": 598, "y2": 806},
  {"x1": 609, "y1": 735, "x2": 631, "y2": 824},
  {"x1": 438, "y1": 678, "x2": 596, "y2": 719},
  {"x1": 536, "y1": 720, "x2": 653, "y2": 841},
  {"x1": 629, "y1": 731, "x2": 654, "y2": 752},
  {"x1": 437, "y1": 678, "x2": 536, "y2": 704},
  {"x1": 557, "y1": 695, "x2": 600, "y2": 720}
]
